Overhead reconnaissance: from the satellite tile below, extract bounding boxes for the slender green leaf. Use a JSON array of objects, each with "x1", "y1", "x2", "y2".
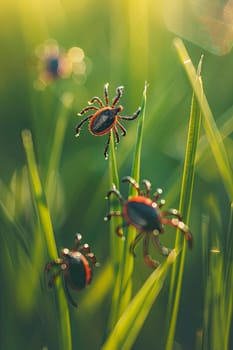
[
  {"x1": 45, "y1": 92, "x2": 73, "y2": 191},
  {"x1": 173, "y1": 38, "x2": 233, "y2": 201},
  {"x1": 117, "y1": 82, "x2": 148, "y2": 317},
  {"x1": 79, "y1": 261, "x2": 114, "y2": 315},
  {"x1": 201, "y1": 196, "x2": 230, "y2": 350},
  {"x1": 166, "y1": 53, "x2": 203, "y2": 349},
  {"x1": 107, "y1": 129, "x2": 124, "y2": 331},
  {"x1": 223, "y1": 202, "x2": 233, "y2": 350},
  {"x1": 102, "y1": 251, "x2": 177, "y2": 350},
  {"x1": 21, "y1": 129, "x2": 72, "y2": 350},
  {"x1": 107, "y1": 82, "x2": 148, "y2": 331}
]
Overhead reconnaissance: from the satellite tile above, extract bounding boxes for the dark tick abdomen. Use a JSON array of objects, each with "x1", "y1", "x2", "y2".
[
  {"x1": 91, "y1": 109, "x2": 116, "y2": 134},
  {"x1": 126, "y1": 201, "x2": 162, "y2": 232},
  {"x1": 69, "y1": 257, "x2": 87, "y2": 289}
]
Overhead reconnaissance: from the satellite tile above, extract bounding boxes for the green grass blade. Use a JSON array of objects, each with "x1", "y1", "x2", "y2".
[
  {"x1": 45, "y1": 93, "x2": 73, "y2": 191},
  {"x1": 168, "y1": 86, "x2": 202, "y2": 306},
  {"x1": 107, "y1": 82, "x2": 148, "y2": 331},
  {"x1": 117, "y1": 82, "x2": 148, "y2": 317},
  {"x1": 197, "y1": 105, "x2": 233, "y2": 166},
  {"x1": 109, "y1": 84, "x2": 147, "y2": 330},
  {"x1": 223, "y1": 202, "x2": 233, "y2": 350},
  {"x1": 102, "y1": 251, "x2": 177, "y2": 350},
  {"x1": 200, "y1": 199, "x2": 232, "y2": 350},
  {"x1": 173, "y1": 38, "x2": 233, "y2": 201},
  {"x1": 107, "y1": 130, "x2": 124, "y2": 331},
  {"x1": 201, "y1": 197, "x2": 224, "y2": 349},
  {"x1": 130, "y1": 81, "x2": 148, "y2": 183},
  {"x1": 21, "y1": 129, "x2": 72, "y2": 350},
  {"x1": 201, "y1": 214, "x2": 210, "y2": 350},
  {"x1": 0, "y1": 190, "x2": 29, "y2": 255},
  {"x1": 79, "y1": 260, "x2": 114, "y2": 315},
  {"x1": 166, "y1": 55, "x2": 203, "y2": 349}
]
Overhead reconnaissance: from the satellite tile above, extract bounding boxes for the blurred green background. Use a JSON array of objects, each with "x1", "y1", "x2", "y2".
[{"x1": 0, "y1": 1, "x2": 232, "y2": 349}]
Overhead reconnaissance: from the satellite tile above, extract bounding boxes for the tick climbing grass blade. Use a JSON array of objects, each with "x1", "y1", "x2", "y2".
[
  {"x1": 107, "y1": 82, "x2": 148, "y2": 331},
  {"x1": 116, "y1": 82, "x2": 148, "y2": 320},
  {"x1": 21, "y1": 129, "x2": 72, "y2": 350},
  {"x1": 75, "y1": 83, "x2": 141, "y2": 159}
]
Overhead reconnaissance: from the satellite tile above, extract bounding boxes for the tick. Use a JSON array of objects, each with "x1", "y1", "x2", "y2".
[
  {"x1": 105, "y1": 176, "x2": 192, "y2": 268},
  {"x1": 45, "y1": 234, "x2": 97, "y2": 307},
  {"x1": 75, "y1": 83, "x2": 141, "y2": 159}
]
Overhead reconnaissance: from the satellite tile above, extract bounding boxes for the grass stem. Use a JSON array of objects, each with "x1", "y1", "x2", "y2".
[
  {"x1": 22, "y1": 129, "x2": 72, "y2": 350},
  {"x1": 166, "y1": 50, "x2": 202, "y2": 350}
]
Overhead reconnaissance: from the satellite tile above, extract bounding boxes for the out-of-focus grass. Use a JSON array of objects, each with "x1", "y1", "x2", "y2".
[
  {"x1": 22, "y1": 130, "x2": 72, "y2": 350},
  {"x1": 200, "y1": 198, "x2": 233, "y2": 350},
  {"x1": 1, "y1": 1, "x2": 233, "y2": 349}
]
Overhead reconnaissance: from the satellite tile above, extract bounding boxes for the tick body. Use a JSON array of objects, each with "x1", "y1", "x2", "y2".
[
  {"x1": 45, "y1": 234, "x2": 97, "y2": 307},
  {"x1": 123, "y1": 197, "x2": 163, "y2": 232},
  {"x1": 105, "y1": 176, "x2": 192, "y2": 268},
  {"x1": 75, "y1": 83, "x2": 141, "y2": 159},
  {"x1": 62, "y1": 250, "x2": 92, "y2": 290}
]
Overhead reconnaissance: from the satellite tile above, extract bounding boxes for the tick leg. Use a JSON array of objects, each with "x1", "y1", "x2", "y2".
[
  {"x1": 73, "y1": 233, "x2": 82, "y2": 250},
  {"x1": 104, "y1": 132, "x2": 111, "y2": 159},
  {"x1": 158, "y1": 199, "x2": 166, "y2": 209},
  {"x1": 73, "y1": 235, "x2": 97, "y2": 265},
  {"x1": 105, "y1": 186, "x2": 124, "y2": 203},
  {"x1": 45, "y1": 260, "x2": 64, "y2": 288},
  {"x1": 152, "y1": 188, "x2": 163, "y2": 202},
  {"x1": 118, "y1": 107, "x2": 141, "y2": 121},
  {"x1": 152, "y1": 189, "x2": 166, "y2": 208},
  {"x1": 152, "y1": 233, "x2": 171, "y2": 256},
  {"x1": 142, "y1": 179, "x2": 151, "y2": 197},
  {"x1": 115, "y1": 221, "x2": 128, "y2": 237},
  {"x1": 130, "y1": 232, "x2": 144, "y2": 257},
  {"x1": 78, "y1": 105, "x2": 98, "y2": 115},
  {"x1": 79, "y1": 243, "x2": 91, "y2": 254},
  {"x1": 113, "y1": 126, "x2": 120, "y2": 144},
  {"x1": 104, "y1": 210, "x2": 122, "y2": 221},
  {"x1": 78, "y1": 242, "x2": 91, "y2": 256},
  {"x1": 45, "y1": 259, "x2": 63, "y2": 273},
  {"x1": 46, "y1": 270, "x2": 61, "y2": 288},
  {"x1": 104, "y1": 83, "x2": 109, "y2": 106},
  {"x1": 104, "y1": 211, "x2": 126, "y2": 237},
  {"x1": 116, "y1": 121, "x2": 126, "y2": 136},
  {"x1": 105, "y1": 187, "x2": 124, "y2": 225},
  {"x1": 63, "y1": 276, "x2": 77, "y2": 307},
  {"x1": 75, "y1": 115, "x2": 93, "y2": 136},
  {"x1": 88, "y1": 96, "x2": 104, "y2": 107},
  {"x1": 112, "y1": 85, "x2": 124, "y2": 107},
  {"x1": 161, "y1": 209, "x2": 183, "y2": 221},
  {"x1": 161, "y1": 217, "x2": 193, "y2": 249},
  {"x1": 122, "y1": 176, "x2": 142, "y2": 195},
  {"x1": 104, "y1": 207, "x2": 125, "y2": 237},
  {"x1": 143, "y1": 235, "x2": 160, "y2": 269},
  {"x1": 85, "y1": 252, "x2": 97, "y2": 266}
]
